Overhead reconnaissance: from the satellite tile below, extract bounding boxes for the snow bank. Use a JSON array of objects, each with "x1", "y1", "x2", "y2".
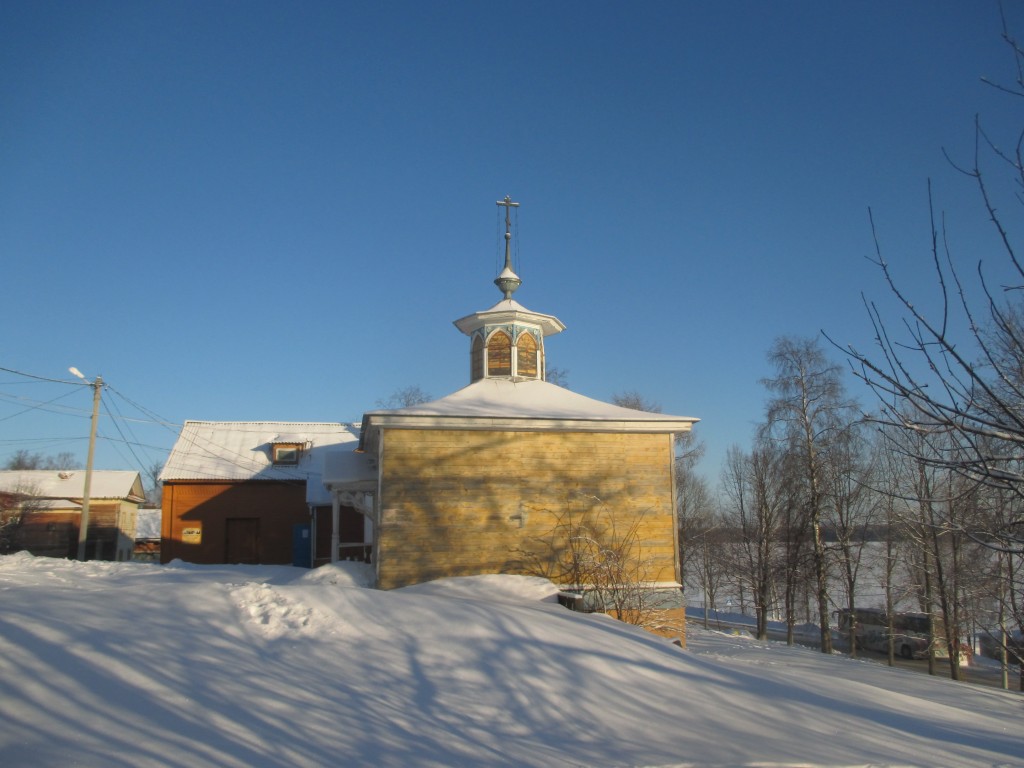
[
  {"x1": 0, "y1": 555, "x2": 1021, "y2": 768},
  {"x1": 397, "y1": 572, "x2": 562, "y2": 604},
  {"x1": 298, "y1": 559, "x2": 375, "y2": 588}
]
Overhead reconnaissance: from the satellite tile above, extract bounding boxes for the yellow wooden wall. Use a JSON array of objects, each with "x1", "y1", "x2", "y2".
[{"x1": 375, "y1": 429, "x2": 678, "y2": 591}]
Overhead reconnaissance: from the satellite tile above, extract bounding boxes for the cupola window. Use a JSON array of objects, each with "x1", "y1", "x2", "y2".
[
  {"x1": 487, "y1": 331, "x2": 512, "y2": 377},
  {"x1": 471, "y1": 335, "x2": 484, "y2": 381},
  {"x1": 516, "y1": 332, "x2": 538, "y2": 378}
]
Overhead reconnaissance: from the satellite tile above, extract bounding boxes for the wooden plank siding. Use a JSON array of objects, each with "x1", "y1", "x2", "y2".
[
  {"x1": 12, "y1": 501, "x2": 135, "y2": 560},
  {"x1": 375, "y1": 429, "x2": 678, "y2": 591},
  {"x1": 161, "y1": 481, "x2": 308, "y2": 565}
]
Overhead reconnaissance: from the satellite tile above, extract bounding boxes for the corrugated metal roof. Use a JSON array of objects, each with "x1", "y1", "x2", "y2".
[
  {"x1": 160, "y1": 421, "x2": 360, "y2": 482},
  {"x1": 0, "y1": 470, "x2": 145, "y2": 502}
]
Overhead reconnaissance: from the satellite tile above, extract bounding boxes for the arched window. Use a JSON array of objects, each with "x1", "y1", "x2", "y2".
[
  {"x1": 471, "y1": 334, "x2": 484, "y2": 381},
  {"x1": 516, "y1": 332, "x2": 538, "y2": 378},
  {"x1": 487, "y1": 331, "x2": 512, "y2": 376}
]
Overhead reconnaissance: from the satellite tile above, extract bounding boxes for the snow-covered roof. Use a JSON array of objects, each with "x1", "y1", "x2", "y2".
[
  {"x1": 0, "y1": 470, "x2": 145, "y2": 502},
  {"x1": 361, "y1": 378, "x2": 698, "y2": 441},
  {"x1": 322, "y1": 449, "x2": 377, "y2": 489},
  {"x1": 161, "y1": 421, "x2": 360, "y2": 482}
]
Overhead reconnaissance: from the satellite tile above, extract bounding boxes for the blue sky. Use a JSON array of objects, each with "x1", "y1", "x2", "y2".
[{"x1": 2, "y1": 1, "x2": 1022, "y2": 483}]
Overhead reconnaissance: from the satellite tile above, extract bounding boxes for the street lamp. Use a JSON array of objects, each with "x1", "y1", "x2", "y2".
[{"x1": 70, "y1": 367, "x2": 102, "y2": 561}]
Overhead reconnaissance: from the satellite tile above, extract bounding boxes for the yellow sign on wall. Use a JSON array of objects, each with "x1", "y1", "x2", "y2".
[{"x1": 181, "y1": 527, "x2": 202, "y2": 544}]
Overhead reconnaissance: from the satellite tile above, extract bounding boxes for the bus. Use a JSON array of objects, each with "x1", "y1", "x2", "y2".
[{"x1": 835, "y1": 608, "x2": 948, "y2": 660}]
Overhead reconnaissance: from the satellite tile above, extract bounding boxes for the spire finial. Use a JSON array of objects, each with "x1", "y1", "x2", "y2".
[{"x1": 494, "y1": 195, "x2": 522, "y2": 299}]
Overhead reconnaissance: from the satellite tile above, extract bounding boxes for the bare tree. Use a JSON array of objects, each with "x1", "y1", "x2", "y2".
[
  {"x1": 611, "y1": 391, "x2": 662, "y2": 413},
  {"x1": 144, "y1": 460, "x2": 164, "y2": 507},
  {"x1": 689, "y1": 512, "x2": 730, "y2": 630},
  {"x1": 0, "y1": 493, "x2": 22, "y2": 554},
  {"x1": 516, "y1": 496, "x2": 681, "y2": 634},
  {"x1": 376, "y1": 385, "x2": 432, "y2": 409},
  {"x1": 721, "y1": 441, "x2": 790, "y2": 640},
  {"x1": 675, "y1": 430, "x2": 710, "y2": 587},
  {"x1": 762, "y1": 336, "x2": 858, "y2": 653},
  {"x1": 835, "y1": 19, "x2": 1024, "y2": 556},
  {"x1": 4, "y1": 451, "x2": 78, "y2": 470},
  {"x1": 825, "y1": 420, "x2": 878, "y2": 658},
  {"x1": 676, "y1": 468, "x2": 712, "y2": 588},
  {"x1": 0, "y1": 481, "x2": 45, "y2": 554},
  {"x1": 874, "y1": 434, "x2": 906, "y2": 667},
  {"x1": 879, "y1": 421, "x2": 975, "y2": 679},
  {"x1": 5, "y1": 450, "x2": 44, "y2": 470},
  {"x1": 545, "y1": 366, "x2": 570, "y2": 388},
  {"x1": 975, "y1": 484, "x2": 1024, "y2": 687}
]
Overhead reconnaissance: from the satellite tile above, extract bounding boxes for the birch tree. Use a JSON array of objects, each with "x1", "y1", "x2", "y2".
[
  {"x1": 721, "y1": 441, "x2": 789, "y2": 640},
  {"x1": 762, "y1": 336, "x2": 858, "y2": 653},
  {"x1": 825, "y1": 421, "x2": 878, "y2": 658}
]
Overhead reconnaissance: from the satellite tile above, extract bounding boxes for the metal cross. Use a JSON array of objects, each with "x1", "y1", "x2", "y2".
[{"x1": 496, "y1": 195, "x2": 519, "y2": 270}]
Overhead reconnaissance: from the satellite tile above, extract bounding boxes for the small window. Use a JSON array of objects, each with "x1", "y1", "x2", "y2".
[
  {"x1": 487, "y1": 331, "x2": 512, "y2": 377},
  {"x1": 471, "y1": 334, "x2": 484, "y2": 381},
  {"x1": 272, "y1": 444, "x2": 301, "y2": 465},
  {"x1": 516, "y1": 332, "x2": 538, "y2": 378}
]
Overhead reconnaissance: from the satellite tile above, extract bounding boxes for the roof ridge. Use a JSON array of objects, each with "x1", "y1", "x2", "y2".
[{"x1": 182, "y1": 420, "x2": 355, "y2": 428}]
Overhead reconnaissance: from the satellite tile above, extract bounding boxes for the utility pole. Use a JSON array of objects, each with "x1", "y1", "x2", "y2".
[{"x1": 70, "y1": 368, "x2": 102, "y2": 561}]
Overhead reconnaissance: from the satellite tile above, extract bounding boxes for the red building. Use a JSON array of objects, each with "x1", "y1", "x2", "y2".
[
  {"x1": 0, "y1": 470, "x2": 145, "y2": 561},
  {"x1": 160, "y1": 421, "x2": 364, "y2": 565}
]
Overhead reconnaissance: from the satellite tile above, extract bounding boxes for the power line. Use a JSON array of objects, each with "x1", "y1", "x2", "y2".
[
  {"x1": 0, "y1": 388, "x2": 82, "y2": 422},
  {"x1": 97, "y1": 436, "x2": 171, "y2": 452},
  {"x1": 0, "y1": 365, "x2": 80, "y2": 385},
  {"x1": 0, "y1": 367, "x2": 297, "y2": 485},
  {"x1": 102, "y1": 392, "x2": 152, "y2": 474},
  {"x1": 0, "y1": 391, "x2": 179, "y2": 426},
  {"x1": 0, "y1": 436, "x2": 83, "y2": 444},
  {"x1": 0, "y1": 367, "x2": 179, "y2": 477},
  {"x1": 104, "y1": 384, "x2": 181, "y2": 430}
]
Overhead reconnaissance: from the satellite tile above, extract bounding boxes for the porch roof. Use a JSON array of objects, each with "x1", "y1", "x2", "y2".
[{"x1": 322, "y1": 450, "x2": 377, "y2": 491}]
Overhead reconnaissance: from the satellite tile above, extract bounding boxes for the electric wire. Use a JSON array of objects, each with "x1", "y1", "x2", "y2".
[
  {"x1": 0, "y1": 391, "x2": 166, "y2": 424},
  {"x1": 0, "y1": 367, "x2": 174, "y2": 479},
  {"x1": 0, "y1": 365, "x2": 81, "y2": 385},
  {"x1": 105, "y1": 389, "x2": 148, "y2": 455},
  {"x1": 1, "y1": 365, "x2": 344, "y2": 485},
  {"x1": 101, "y1": 395, "x2": 149, "y2": 477},
  {"x1": 0, "y1": 388, "x2": 82, "y2": 422},
  {"x1": 104, "y1": 384, "x2": 181, "y2": 430}
]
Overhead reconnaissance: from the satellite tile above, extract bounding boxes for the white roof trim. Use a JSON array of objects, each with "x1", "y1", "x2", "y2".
[
  {"x1": 365, "y1": 414, "x2": 695, "y2": 434},
  {"x1": 453, "y1": 298, "x2": 566, "y2": 337}
]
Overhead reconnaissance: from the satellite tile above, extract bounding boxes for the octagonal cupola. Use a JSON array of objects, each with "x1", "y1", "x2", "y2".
[{"x1": 453, "y1": 196, "x2": 565, "y2": 383}]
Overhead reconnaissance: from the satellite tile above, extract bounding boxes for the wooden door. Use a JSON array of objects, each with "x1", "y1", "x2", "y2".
[{"x1": 225, "y1": 518, "x2": 260, "y2": 564}]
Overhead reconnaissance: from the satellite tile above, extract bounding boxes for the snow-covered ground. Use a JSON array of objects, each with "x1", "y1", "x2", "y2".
[{"x1": 1, "y1": 553, "x2": 1021, "y2": 768}]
